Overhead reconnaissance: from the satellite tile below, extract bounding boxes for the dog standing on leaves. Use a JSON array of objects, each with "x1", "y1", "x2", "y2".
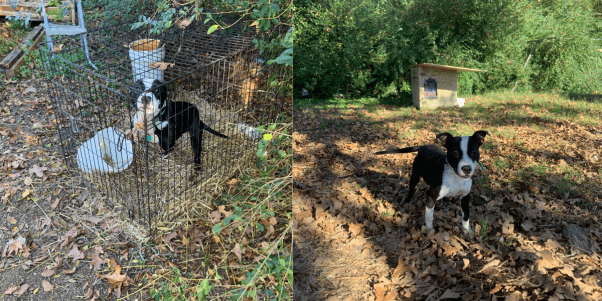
[{"x1": 375, "y1": 130, "x2": 489, "y2": 237}]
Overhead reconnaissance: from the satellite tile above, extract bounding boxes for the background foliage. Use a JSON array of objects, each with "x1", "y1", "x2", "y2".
[{"x1": 294, "y1": 0, "x2": 602, "y2": 98}]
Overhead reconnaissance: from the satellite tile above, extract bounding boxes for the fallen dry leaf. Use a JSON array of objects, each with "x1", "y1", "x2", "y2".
[
  {"x1": 55, "y1": 256, "x2": 63, "y2": 269},
  {"x1": 210, "y1": 210, "x2": 221, "y2": 223},
  {"x1": 439, "y1": 289, "x2": 461, "y2": 299},
  {"x1": 534, "y1": 250, "x2": 560, "y2": 274},
  {"x1": 85, "y1": 287, "x2": 93, "y2": 299},
  {"x1": 101, "y1": 265, "x2": 127, "y2": 285},
  {"x1": 33, "y1": 255, "x2": 48, "y2": 263},
  {"x1": 101, "y1": 264, "x2": 131, "y2": 297},
  {"x1": 15, "y1": 284, "x2": 30, "y2": 296},
  {"x1": 163, "y1": 232, "x2": 178, "y2": 243},
  {"x1": 232, "y1": 244, "x2": 244, "y2": 261},
  {"x1": 29, "y1": 165, "x2": 48, "y2": 178},
  {"x1": 90, "y1": 246, "x2": 108, "y2": 271},
  {"x1": 80, "y1": 216, "x2": 101, "y2": 224},
  {"x1": 42, "y1": 280, "x2": 53, "y2": 292},
  {"x1": 501, "y1": 211, "x2": 514, "y2": 235},
  {"x1": 62, "y1": 268, "x2": 76, "y2": 274},
  {"x1": 66, "y1": 244, "x2": 85, "y2": 261},
  {"x1": 391, "y1": 254, "x2": 408, "y2": 278},
  {"x1": 4, "y1": 235, "x2": 26, "y2": 257},
  {"x1": 478, "y1": 259, "x2": 500, "y2": 274},
  {"x1": 150, "y1": 62, "x2": 174, "y2": 71},
  {"x1": 462, "y1": 258, "x2": 470, "y2": 270},
  {"x1": 505, "y1": 291, "x2": 524, "y2": 301},
  {"x1": 51, "y1": 199, "x2": 60, "y2": 209},
  {"x1": 60, "y1": 226, "x2": 83, "y2": 250},
  {"x1": 4, "y1": 285, "x2": 19, "y2": 295},
  {"x1": 521, "y1": 220, "x2": 535, "y2": 232},
  {"x1": 175, "y1": 18, "x2": 191, "y2": 28},
  {"x1": 7, "y1": 216, "x2": 17, "y2": 224},
  {"x1": 40, "y1": 269, "x2": 55, "y2": 277}
]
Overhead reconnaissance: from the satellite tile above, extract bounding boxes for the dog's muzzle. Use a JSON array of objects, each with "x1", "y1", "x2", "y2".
[
  {"x1": 460, "y1": 165, "x2": 472, "y2": 178},
  {"x1": 138, "y1": 96, "x2": 155, "y2": 113}
]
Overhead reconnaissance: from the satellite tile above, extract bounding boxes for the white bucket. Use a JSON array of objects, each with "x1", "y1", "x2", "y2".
[
  {"x1": 128, "y1": 39, "x2": 165, "y2": 82},
  {"x1": 76, "y1": 127, "x2": 133, "y2": 173}
]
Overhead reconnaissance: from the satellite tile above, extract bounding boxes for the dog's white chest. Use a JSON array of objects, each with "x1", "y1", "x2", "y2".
[{"x1": 437, "y1": 164, "x2": 472, "y2": 200}]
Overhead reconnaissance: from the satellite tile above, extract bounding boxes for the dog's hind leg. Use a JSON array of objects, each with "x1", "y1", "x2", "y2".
[
  {"x1": 189, "y1": 118, "x2": 203, "y2": 168},
  {"x1": 161, "y1": 108, "x2": 176, "y2": 159},
  {"x1": 460, "y1": 194, "x2": 473, "y2": 238},
  {"x1": 401, "y1": 160, "x2": 421, "y2": 204}
]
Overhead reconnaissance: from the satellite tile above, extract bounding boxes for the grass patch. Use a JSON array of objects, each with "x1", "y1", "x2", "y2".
[
  {"x1": 297, "y1": 91, "x2": 602, "y2": 129},
  {"x1": 294, "y1": 95, "x2": 412, "y2": 109},
  {"x1": 144, "y1": 124, "x2": 293, "y2": 300},
  {"x1": 492, "y1": 158, "x2": 511, "y2": 172},
  {"x1": 479, "y1": 219, "x2": 490, "y2": 240}
]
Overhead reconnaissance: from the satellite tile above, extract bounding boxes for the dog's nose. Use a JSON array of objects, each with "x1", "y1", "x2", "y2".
[
  {"x1": 461, "y1": 165, "x2": 471, "y2": 175},
  {"x1": 141, "y1": 96, "x2": 151, "y2": 104}
]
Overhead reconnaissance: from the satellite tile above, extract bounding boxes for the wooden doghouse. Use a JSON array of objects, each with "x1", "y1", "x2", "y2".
[{"x1": 411, "y1": 63, "x2": 486, "y2": 110}]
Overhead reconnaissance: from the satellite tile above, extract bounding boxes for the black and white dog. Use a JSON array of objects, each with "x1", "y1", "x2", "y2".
[
  {"x1": 375, "y1": 130, "x2": 488, "y2": 236},
  {"x1": 130, "y1": 79, "x2": 229, "y2": 168}
]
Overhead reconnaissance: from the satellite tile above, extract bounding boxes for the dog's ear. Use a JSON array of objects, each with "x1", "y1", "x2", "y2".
[
  {"x1": 152, "y1": 80, "x2": 169, "y2": 101},
  {"x1": 472, "y1": 130, "x2": 489, "y2": 146},
  {"x1": 435, "y1": 132, "x2": 454, "y2": 148},
  {"x1": 130, "y1": 79, "x2": 145, "y2": 104}
]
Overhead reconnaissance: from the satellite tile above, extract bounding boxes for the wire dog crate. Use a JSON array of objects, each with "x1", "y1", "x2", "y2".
[{"x1": 39, "y1": 14, "x2": 287, "y2": 237}]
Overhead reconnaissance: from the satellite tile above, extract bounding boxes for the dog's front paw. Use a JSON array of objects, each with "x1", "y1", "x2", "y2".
[
  {"x1": 161, "y1": 151, "x2": 169, "y2": 159},
  {"x1": 461, "y1": 226, "x2": 475, "y2": 240}
]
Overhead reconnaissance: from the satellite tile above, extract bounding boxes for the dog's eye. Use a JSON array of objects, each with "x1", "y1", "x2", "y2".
[{"x1": 453, "y1": 151, "x2": 460, "y2": 157}]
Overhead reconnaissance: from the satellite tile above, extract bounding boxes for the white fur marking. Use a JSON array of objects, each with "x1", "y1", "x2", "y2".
[
  {"x1": 142, "y1": 78, "x2": 155, "y2": 90},
  {"x1": 425, "y1": 206, "x2": 434, "y2": 229},
  {"x1": 437, "y1": 164, "x2": 472, "y2": 200},
  {"x1": 462, "y1": 218, "x2": 471, "y2": 233},
  {"x1": 458, "y1": 136, "x2": 477, "y2": 177},
  {"x1": 136, "y1": 79, "x2": 164, "y2": 120}
]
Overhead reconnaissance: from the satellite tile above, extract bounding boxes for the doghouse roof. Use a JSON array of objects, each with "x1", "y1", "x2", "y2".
[{"x1": 413, "y1": 63, "x2": 487, "y2": 73}]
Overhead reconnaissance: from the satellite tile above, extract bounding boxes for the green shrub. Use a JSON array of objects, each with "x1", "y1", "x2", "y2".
[
  {"x1": 294, "y1": 0, "x2": 602, "y2": 98},
  {"x1": 82, "y1": 0, "x2": 156, "y2": 25}
]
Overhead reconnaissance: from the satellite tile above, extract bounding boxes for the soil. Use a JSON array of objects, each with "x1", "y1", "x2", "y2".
[
  {"x1": 0, "y1": 22, "x2": 29, "y2": 58},
  {"x1": 292, "y1": 100, "x2": 602, "y2": 300},
  {"x1": 0, "y1": 78, "x2": 148, "y2": 300}
]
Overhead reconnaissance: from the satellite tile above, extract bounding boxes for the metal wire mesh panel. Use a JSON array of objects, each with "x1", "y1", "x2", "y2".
[{"x1": 39, "y1": 15, "x2": 286, "y2": 237}]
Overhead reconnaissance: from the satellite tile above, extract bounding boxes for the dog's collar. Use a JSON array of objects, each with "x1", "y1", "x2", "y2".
[{"x1": 150, "y1": 106, "x2": 168, "y2": 128}]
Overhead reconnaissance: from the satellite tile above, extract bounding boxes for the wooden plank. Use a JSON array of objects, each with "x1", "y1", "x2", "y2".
[
  {"x1": 0, "y1": 25, "x2": 45, "y2": 78},
  {"x1": 0, "y1": 5, "x2": 70, "y2": 21},
  {"x1": 412, "y1": 63, "x2": 487, "y2": 73}
]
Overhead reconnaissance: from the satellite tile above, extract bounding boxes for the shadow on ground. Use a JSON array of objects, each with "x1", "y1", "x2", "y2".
[{"x1": 292, "y1": 93, "x2": 602, "y2": 300}]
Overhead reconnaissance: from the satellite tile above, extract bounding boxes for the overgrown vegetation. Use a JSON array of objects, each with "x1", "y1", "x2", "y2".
[
  {"x1": 293, "y1": 91, "x2": 602, "y2": 299},
  {"x1": 82, "y1": 0, "x2": 157, "y2": 26},
  {"x1": 0, "y1": 20, "x2": 29, "y2": 57},
  {"x1": 295, "y1": 0, "x2": 602, "y2": 98},
  {"x1": 128, "y1": 0, "x2": 293, "y2": 100},
  {"x1": 144, "y1": 124, "x2": 293, "y2": 300}
]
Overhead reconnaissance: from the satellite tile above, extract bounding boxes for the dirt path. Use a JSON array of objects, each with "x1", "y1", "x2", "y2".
[
  {"x1": 293, "y1": 96, "x2": 602, "y2": 300},
  {"x1": 0, "y1": 79, "x2": 143, "y2": 300}
]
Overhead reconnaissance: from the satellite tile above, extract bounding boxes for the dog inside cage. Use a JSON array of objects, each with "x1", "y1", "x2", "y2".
[{"x1": 39, "y1": 14, "x2": 286, "y2": 237}]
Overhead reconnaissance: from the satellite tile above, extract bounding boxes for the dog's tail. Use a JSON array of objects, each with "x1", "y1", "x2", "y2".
[
  {"x1": 204, "y1": 125, "x2": 229, "y2": 139},
  {"x1": 374, "y1": 146, "x2": 421, "y2": 155}
]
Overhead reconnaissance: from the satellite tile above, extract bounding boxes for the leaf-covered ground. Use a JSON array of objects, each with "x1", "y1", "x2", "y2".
[
  {"x1": 1, "y1": 76, "x2": 293, "y2": 300},
  {"x1": 293, "y1": 92, "x2": 602, "y2": 300},
  {"x1": 0, "y1": 79, "x2": 130, "y2": 300}
]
